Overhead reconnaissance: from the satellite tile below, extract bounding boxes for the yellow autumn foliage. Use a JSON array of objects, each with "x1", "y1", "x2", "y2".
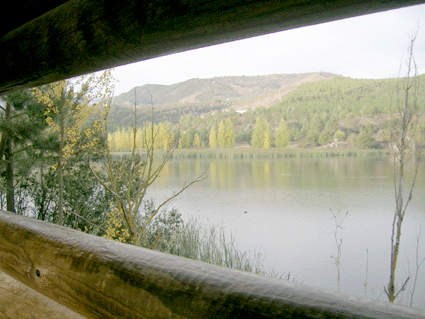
[{"x1": 103, "y1": 203, "x2": 131, "y2": 243}]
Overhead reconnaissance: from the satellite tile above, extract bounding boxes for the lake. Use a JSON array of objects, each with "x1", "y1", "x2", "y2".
[{"x1": 147, "y1": 151, "x2": 425, "y2": 309}]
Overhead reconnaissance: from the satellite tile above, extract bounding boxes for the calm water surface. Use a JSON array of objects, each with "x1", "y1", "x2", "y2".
[{"x1": 148, "y1": 154, "x2": 425, "y2": 308}]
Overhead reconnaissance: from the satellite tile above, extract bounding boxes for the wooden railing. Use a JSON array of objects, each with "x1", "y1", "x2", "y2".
[{"x1": 1, "y1": 210, "x2": 424, "y2": 319}]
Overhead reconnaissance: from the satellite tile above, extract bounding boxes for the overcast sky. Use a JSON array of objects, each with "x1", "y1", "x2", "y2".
[{"x1": 112, "y1": 3, "x2": 425, "y2": 96}]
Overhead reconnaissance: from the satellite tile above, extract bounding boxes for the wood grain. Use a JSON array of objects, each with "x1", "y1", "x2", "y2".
[
  {"x1": 0, "y1": 271, "x2": 84, "y2": 319},
  {"x1": 0, "y1": 210, "x2": 424, "y2": 318},
  {"x1": 1, "y1": 0, "x2": 424, "y2": 94}
]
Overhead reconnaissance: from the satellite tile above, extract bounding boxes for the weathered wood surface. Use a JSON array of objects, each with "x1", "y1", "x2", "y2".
[
  {"x1": 0, "y1": 211, "x2": 424, "y2": 318},
  {"x1": 0, "y1": 271, "x2": 84, "y2": 319},
  {"x1": 1, "y1": 0, "x2": 68, "y2": 38},
  {"x1": 1, "y1": 0, "x2": 424, "y2": 95}
]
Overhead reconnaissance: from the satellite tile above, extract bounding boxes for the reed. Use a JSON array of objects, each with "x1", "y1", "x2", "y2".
[
  {"x1": 163, "y1": 217, "x2": 283, "y2": 278},
  {"x1": 142, "y1": 148, "x2": 392, "y2": 160}
]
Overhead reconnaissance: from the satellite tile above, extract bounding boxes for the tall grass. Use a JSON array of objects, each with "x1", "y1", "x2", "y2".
[
  {"x1": 162, "y1": 217, "x2": 283, "y2": 278},
  {"x1": 167, "y1": 148, "x2": 390, "y2": 160},
  {"x1": 112, "y1": 148, "x2": 391, "y2": 161}
]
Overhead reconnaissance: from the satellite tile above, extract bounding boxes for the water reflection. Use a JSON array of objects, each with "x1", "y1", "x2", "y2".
[
  {"x1": 150, "y1": 154, "x2": 425, "y2": 308},
  {"x1": 158, "y1": 155, "x2": 422, "y2": 191},
  {"x1": 209, "y1": 160, "x2": 236, "y2": 189}
]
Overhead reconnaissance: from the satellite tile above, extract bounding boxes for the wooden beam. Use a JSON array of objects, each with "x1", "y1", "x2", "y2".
[
  {"x1": 1, "y1": 0, "x2": 424, "y2": 95},
  {"x1": 0, "y1": 0, "x2": 68, "y2": 38},
  {"x1": 0, "y1": 271, "x2": 84, "y2": 318},
  {"x1": 0, "y1": 210, "x2": 424, "y2": 318}
]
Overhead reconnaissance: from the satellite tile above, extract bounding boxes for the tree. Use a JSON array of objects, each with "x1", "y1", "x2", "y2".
[
  {"x1": 318, "y1": 131, "x2": 332, "y2": 146},
  {"x1": 178, "y1": 131, "x2": 184, "y2": 149},
  {"x1": 217, "y1": 120, "x2": 226, "y2": 148},
  {"x1": 325, "y1": 115, "x2": 338, "y2": 134},
  {"x1": 224, "y1": 118, "x2": 236, "y2": 148},
  {"x1": 334, "y1": 130, "x2": 346, "y2": 141},
  {"x1": 251, "y1": 117, "x2": 271, "y2": 148},
  {"x1": 199, "y1": 127, "x2": 209, "y2": 147},
  {"x1": 275, "y1": 118, "x2": 290, "y2": 148},
  {"x1": 32, "y1": 70, "x2": 114, "y2": 225},
  {"x1": 154, "y1": 123, "x2": 166, "y2": 150},
  {"x1": 250, "y1": 117, "x2": 263, "y2": 148},
  {"x1": 209, "y1": 126, "x2": 217, "y2": 149},
  {"x1": 178, "y1": 130, "x2": 191, "y2": 148},
  {"x1": 107, "y1": 133, "x2": 115, "y2": 151},
  {"x1": 1, "y1": 101, "x2": 15, "y2": 213},
  {"x1": 90, "y1": 100, "x2": 204, "y2": 247},
  {"x1": 263, "y1": 131, "x2": 271, "y2": 149},
  {"x1": 162, "y1": 123, "x2": 174, "y2": 151},
  {"x1": 112, "y1": 129, "x2": 122, "y2": 151},
  {"x1": 385, "y1": 35, "x2": 421, "y2": 303},
  {"x1": 193, "y1": 133, "x2": 201, "y2": 148},
  {"x1": 0, "y1": 89, "x2": 52, "y2": 214},
  {"x1": 306, "y1": 130, "x2": 319, "y2": 146},
  {"x1": 356, "y1": 130, "x2": 376, "y2": 149}
]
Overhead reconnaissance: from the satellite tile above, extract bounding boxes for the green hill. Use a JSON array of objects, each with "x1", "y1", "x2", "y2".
[
  {"x1": 107, "y1": 73, "x2": 425, "y2": 150},
  {"x1": 112, "y1": 72, "x2": 335, "y2": 107},
  {"x1": 108, "y1": 72, "x2": 335, "y2": 128}
]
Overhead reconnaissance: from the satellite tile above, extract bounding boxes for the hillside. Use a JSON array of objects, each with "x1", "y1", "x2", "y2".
[
  {"x1": 113, "y1": 72, "x2": 334, "y2": 106},
  {"x1": 113, "y1": 72, "x2": 335, "y2": 106},
  {"x1": 107, "y1": 73, "x2": 425, "y2": 151},
  {"x1": 109, "y1": 72, "x2": 335, "y2": 127}
]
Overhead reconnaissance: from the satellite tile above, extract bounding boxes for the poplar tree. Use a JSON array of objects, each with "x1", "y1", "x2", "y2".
[
  {"x1": 209, "y1": 126, "x2": 217, "y2": 149},
  {"x1": 251, "y1": 117, "x2": 272, "y2": 148},
  {"x1": 181, "y1": 130, "x2": 191, "y2": 148},
  {"x1": 250, "y1": 117, "x2": 264, "y2": 148},
  {"x1": 120, "y1": 128, "x2": 131, "y2": 151},
  {"x1": 107, "y1": 133, "x2": 115, "y2": 151},
  {"x1": 136, "y1": 129, "x2": 143, "y2": 150},
  {"x1": 155, "y1": 123, "x2": 166, "y2": 150},
  {"x1": 224, "y1": 118, "x2": 236, "y2": 148},
  {"x1": 217, "y1": 120, "x2": 226, "y2": 148},
  {"x1": 263, "y1": 131, "x2": 271, "y2": 149},
  {"x1": 275, "y1": 118, "x2": 290, "y2": 148},
  {"x1": 193, "y1": 133, "x2": 201, "y2": 148},
  {"x1": 162, "y1": 123, "x2": 174, "y2": 151},
  {"x1": 113, "y1": 130, "x2": 123, "y2": 151},
  {"x1": 144, "y1": 122, "x2": 154, "y2": 149}
]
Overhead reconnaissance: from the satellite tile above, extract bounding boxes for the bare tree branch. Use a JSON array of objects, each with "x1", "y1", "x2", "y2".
[{"x1": 387, "y1": 32, "x2": 421, "y2": 303}]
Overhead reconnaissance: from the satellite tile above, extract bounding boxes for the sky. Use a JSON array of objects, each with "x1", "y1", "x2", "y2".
[{"x1": 112, "y1": 3, "x2": 425, "y2": 96}]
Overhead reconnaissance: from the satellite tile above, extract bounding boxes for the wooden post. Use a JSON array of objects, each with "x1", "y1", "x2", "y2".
[{"x1": 0, "y1": 210, "x2": 424, "y2": 318}]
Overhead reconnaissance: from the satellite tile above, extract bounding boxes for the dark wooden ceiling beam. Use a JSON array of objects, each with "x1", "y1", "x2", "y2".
[
  {"x1": 1, "y1": 0, "x2": 69, "y2": 38},
  {"x1": 1, "y1": 0, "x2": 424, "y2": 95}
]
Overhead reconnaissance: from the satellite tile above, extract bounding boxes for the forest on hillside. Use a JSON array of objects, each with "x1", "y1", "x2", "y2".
[
  {"x1": 108, "y1": 75, "x2": 425, "y2": 151},
  {"x1": 107, "y1": 73, "x2": 335, "y2": 129}
]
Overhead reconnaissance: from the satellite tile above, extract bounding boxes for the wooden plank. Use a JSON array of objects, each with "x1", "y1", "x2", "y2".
[
  {"x1": 0, "y1": 271, "x2": 84, "y2": 319},
  {"x1": 1, "y1": 0, "x2": 425, "y2": 95},
  {"x1": 0, "y1": 210, "x2": 424, "y2": 318},
  {"x1": 0, "y1": 0, "x2": 68, "y2": 38}
]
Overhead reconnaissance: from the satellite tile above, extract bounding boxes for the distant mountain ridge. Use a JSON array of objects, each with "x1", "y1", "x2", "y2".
[{"x1": 112, "y1": 72, "x2": 336, "y2": 109}]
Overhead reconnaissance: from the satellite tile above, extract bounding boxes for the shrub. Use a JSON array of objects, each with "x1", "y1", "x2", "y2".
[
  {"x1": 318, "y1": 132, "x2": 332, "y2": 146},
  {"x1": 333, "y1": 130, "x2": 346, "y2": 141},
  {"x1": 356, "y1": 130, "x2": 376, "y2": 149}
]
